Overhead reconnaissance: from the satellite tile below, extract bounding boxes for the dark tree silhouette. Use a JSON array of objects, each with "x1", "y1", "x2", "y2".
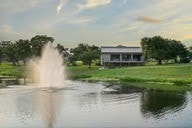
[{"x1": 30, "y1": 35, "x2": 54, "y2": 56}]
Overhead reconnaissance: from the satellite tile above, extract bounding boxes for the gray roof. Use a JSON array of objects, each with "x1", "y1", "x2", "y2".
[{"x1": 101, "y1": 45, "x2": 142, "y2": 53}]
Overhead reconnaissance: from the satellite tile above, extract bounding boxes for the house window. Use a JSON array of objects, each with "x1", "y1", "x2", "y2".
[
  {"x1": 133, "y1": 55, "x2": 142, "y2": 61},
  {"x1": 122, "y1": 54, "x2": 131, "y2": 61},
  {"x1": 111, "y1": 54, "x2": 120, "y2": 61}
]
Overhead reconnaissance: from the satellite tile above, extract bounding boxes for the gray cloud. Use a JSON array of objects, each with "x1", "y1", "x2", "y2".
[{"x1": 137, "y1": 16, "x2": 163, "y2": 23}]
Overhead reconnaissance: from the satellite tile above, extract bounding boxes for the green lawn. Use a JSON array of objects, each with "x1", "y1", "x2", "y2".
[
  {"x1": 67, "y1": 64, "x2": 192, "y2": 82},
  {"x1": 67, "y1": 63, "x2": 192, "y2": 91},
  {"x1": 0, "y1": 63, "x2": 25, "y2": 77}
]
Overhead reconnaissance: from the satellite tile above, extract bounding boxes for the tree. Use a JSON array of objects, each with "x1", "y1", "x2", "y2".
[
  {"x1": 69, "y1": 43, "x2": 90, "y2": 64},
  {"x1": 56, "y1": 43, "x2": 69, "y2": 58},
  {"x1": 2, "y1": 41, "x2": 19, "y2": 65},
  {"x1": 30, "y1": 35, "x2": 54, "y2": 56},
  {"x1": 168, "y1": 40, "x2": 188, "y2": 63},
  {"x1": 189, "y1": 46, "x2": 192, "y2": 52},
  {"x1": 140, "y1": 36, "x2": 189, "y2": 64},
  {"x1": 68, "y1": 55, "x2": 77, "y2": 66},
  {"x1": 189, "y1": 46, "x2": 192, "y2": 60},
  {"x1": 79, "y1": 50, "x2": 100, "y2": 68},
  {"x1": 70, "y1": 43, "x2": 90, "y2": 61},
  {"x1": 15, "y1": 39, "x2": 31, "y2": 65},
  {"x1": 141, "y1": 36, "x2": 169, "y2": 65},
  {"x1": 69, "y1": 43, "x2": 101, "y2": 67},
  {"x1": 141, "y1": 37, "x2": 150, "y2": 60}
]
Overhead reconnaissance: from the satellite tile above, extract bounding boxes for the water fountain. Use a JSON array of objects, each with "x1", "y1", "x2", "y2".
[
  {"x1": 29, "y1": 43, "x2": 65, "y2": 88},
  {"x1": 28, "y1": 43, "x2": 65, "y2": 127}
]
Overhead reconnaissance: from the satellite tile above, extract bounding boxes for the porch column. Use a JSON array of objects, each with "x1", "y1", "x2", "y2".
[
  {"x1": 131, "y1": 54, "x2": 133, "y2": 61},
  {"x1": 120, "y1": 54, "x2": 122, "y2": 61}
]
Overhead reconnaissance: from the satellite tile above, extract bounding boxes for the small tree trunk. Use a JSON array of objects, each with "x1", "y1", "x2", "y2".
[
  {"x1": 88, "y1": 63, "x2": 91, "y2": 68},
  {"x1": 12, "y1": 61, "x2": 16, "y2": 66},
  {"x1": 158, "y1": 60, "x2": 162, "y2": 65}
]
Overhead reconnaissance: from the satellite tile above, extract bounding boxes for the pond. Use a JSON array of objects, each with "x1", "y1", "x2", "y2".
[{"x1": 0, "y1": 80, "x2": 192, "y2": 128}]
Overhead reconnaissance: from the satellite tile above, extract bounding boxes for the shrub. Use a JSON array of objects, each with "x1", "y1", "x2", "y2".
[
  {"x1": 180, "y1": 58, "x2": 190, "y2": 63},
  {"x1": 93, "y1": 59, "x2": 101, "y2": 66},
  {"x1": 76, "y1": 61, "x2": 83, "y2": 66},
  {"x1": 108, "y1": 63, "x2": 115, "y2": 69}
]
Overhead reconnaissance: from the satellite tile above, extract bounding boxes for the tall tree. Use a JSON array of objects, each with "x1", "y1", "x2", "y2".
[
  {"x1": 141, "y1": 36, "x2": 189, "y2": 64},
  {"x1": 189, "y1": 46, "x2": 192, "y2": 61},
  {"x1": 168, "y1": 40, "x2": 188, "y2": 63},
  {"x1": 30, "y1": 35, "x2": 54, "y2": 56},
  {"x1": 80, "y1": 50, "x2": 100, "y2": 68},
  {"x1": 141, "y1": 36, "x2": 169, "y2": 65},
  {"x1": 69, "y1": 43, "x2": 90, "y2": 64},
  {"x1": 15, "y1": 39, "x2": 31, "y2": 65},
  {"x1": 189, "y1": 46, "x2": 192, "y2": 52},
  {"x1": 2, "y1": 41, "x2": 19, "y2": 65},
  {"x1": 69, "y1": 43, "x2": 100, "y2": 67},
  {"x1": 56, "y1": 43, "x2": 69, "y2": 58},
  {"x1": 141, "y1": 37, "x2": 150, "y2": 59}
]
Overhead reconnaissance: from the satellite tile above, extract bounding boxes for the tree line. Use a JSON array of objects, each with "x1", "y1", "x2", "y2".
[
  {"x1": 141, "y1": 36, "x2": 192, "y2": 65},
  {"x1": 0, "y1": 35, "x2": 55, "y2": 65},
  {"x1": 0, "y1": 35, "x2": 191, "y2": 67},
  {"x1": 0, "y1": 35, "x2": 100, "y2": 67}
]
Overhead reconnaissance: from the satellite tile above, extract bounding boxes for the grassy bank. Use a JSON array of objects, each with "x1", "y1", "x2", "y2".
[
  {"x1": 0, "y1": 63, "x2": 24, "y2": 77},
  {"x1": 1, "y1": 63, "x2": 192, "y2": 91},
  {"x1": 67, "y1": 64, "x2": 192, "y2": 91},
  {"x1": 68, "y1": 64, "x2": 192, "y2": 82}
]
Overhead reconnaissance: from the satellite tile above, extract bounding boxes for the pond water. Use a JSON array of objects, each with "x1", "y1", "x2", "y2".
[{"x1": 0, "y1": 80, "x2": 192, "y2": 128}]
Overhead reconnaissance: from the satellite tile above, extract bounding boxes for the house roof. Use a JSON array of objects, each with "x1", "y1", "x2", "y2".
[{"x1": 101, "y1": 45, "x2": 142, "y2": 53}]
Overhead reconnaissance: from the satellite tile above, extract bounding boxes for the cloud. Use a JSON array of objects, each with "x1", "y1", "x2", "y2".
[
  {"x1": 61, "y1": 16, "x2": 98, "y2": 25},
  {"x1": 56, "y1": 0, "x2": 68, "y2": 14},
  {"x1": 86, "y1": 0, "x2": 111, "y2": 8},
  {"x1": 77, "y1": 0, "x2": 111, "y2": 10},
  {"x1": 137, "y1": 16, "x2": 163, "y2": 23}
]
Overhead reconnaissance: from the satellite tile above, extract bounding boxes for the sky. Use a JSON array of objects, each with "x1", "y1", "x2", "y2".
[{"x1": 0, "y1": 0, "x2": 192, "y2": 48}]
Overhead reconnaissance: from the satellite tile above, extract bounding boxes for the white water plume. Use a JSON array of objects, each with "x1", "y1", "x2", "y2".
[{"x1": 29, "y1": 43, "x2": 65, "y2": 88}]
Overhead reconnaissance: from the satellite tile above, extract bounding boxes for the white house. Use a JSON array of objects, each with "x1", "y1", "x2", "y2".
[{"x1": 101, "y1": 45, "x2": 144, "y2": 67}]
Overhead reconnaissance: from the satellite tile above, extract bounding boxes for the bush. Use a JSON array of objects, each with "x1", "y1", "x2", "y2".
[
  {"x1": 76, "y1": 61, "x2": 83, "y2": 66},
  {"x1": 108, "y1": 63, "x2": 115, "y2": 69},
  {"x1": 93, "y1": 59, "x2": 101, "y2": 66},
  {"x1": 180, "y1": 58, "x2": 190, "y2": 63},
  {"x1": 172, "y1": 80, "x2": 188, "y2": 86}
]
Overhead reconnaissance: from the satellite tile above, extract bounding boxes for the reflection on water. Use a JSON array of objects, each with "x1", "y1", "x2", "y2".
[
  {"x1": 0, "y1": 79, "x2": 20, "y2": 86},
  {"x1": 141, "y1": 91, "x2": 187, "y2": 118},
  {"x1": 0, "y1": 81, "x2": 192, "y2": 128},
  {"x1": 15, "y1": 93, "x2": 36, "y2": 122},
  {"x1": 37, "y1": 89, "x2": 63, "y2": 128}
]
